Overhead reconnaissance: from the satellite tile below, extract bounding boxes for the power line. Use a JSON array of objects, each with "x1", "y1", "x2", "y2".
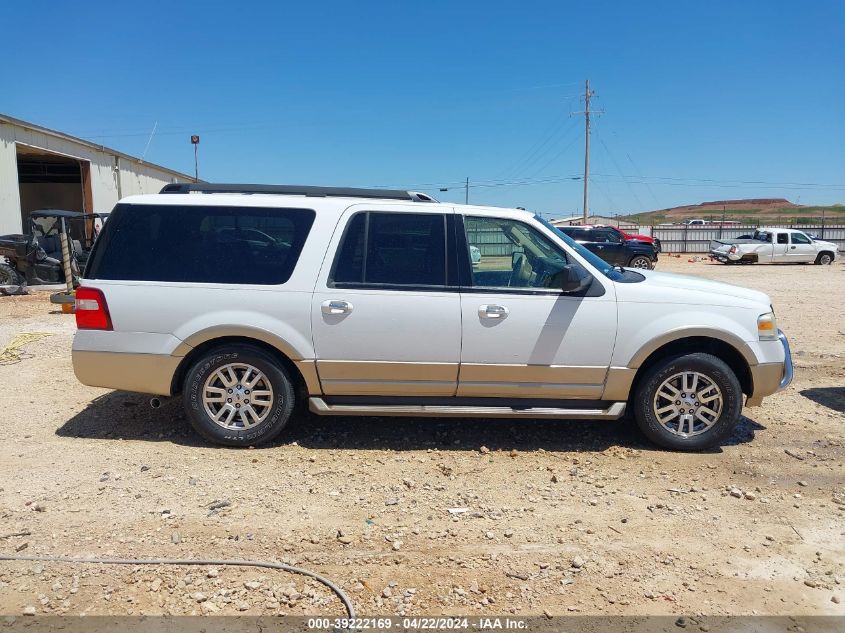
[
  {"x1": 380, "y1": 172, "x2": 845, "y2": 193},
  {"x1": 593, "y1": 122, "x2": 644, "y2": 211},
  {"x1": 496, "y1": 111, "x2": 577, "y2": 181}
]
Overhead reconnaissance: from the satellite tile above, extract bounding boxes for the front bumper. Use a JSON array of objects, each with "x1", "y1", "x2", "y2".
[{"x1": 745, "y1": 329, "x2": 793, "y2": 406}]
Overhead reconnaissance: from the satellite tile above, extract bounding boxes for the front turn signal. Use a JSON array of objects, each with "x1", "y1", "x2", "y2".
[{"x1": 757, "y1": 312, "x2": 778, "y2": 341}]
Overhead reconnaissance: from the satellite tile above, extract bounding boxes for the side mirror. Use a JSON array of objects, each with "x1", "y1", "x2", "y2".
[{"x1": 549, "y1": 264, "x2": 593, "y2": 293}]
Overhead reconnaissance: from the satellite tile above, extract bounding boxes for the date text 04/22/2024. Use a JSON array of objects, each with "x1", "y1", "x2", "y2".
[{"x1": 307, "y1": 617, "x2": 528, "y2": 630}]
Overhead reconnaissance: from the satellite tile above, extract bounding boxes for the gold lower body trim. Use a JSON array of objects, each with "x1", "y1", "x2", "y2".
[
  {"x1": 457, "y1": 364, "x2": 607, "y2": 399},
  {"x1": 315, "y1": 361, "x2": 458, "y2": 396}
]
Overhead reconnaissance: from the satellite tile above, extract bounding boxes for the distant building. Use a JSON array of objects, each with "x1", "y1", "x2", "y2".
[{"x1": 0, "y1": 113, "x2": 194, "y2": 234}]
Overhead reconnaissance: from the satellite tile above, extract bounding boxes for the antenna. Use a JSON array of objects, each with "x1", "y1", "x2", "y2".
[{"x1": 140, "y1": 121, "x2": 158, "y2": 162}]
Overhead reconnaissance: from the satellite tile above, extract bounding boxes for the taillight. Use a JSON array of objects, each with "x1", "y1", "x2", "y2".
[{"x1": 75, "y1": 287, "x2": 112, "y2": 330}]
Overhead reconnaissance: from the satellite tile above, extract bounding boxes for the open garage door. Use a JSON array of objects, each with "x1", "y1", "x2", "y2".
[{"x1": 16, "y1": 144, "x2": 94, "y2": 244}]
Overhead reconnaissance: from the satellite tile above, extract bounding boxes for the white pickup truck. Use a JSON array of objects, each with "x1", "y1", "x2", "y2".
[{"x1": 710, "y1": 228, "x2": 838, "y2": 265}]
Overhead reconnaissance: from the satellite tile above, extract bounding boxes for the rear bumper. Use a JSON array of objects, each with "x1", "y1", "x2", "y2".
[
  {"x1": 745, "y1": 330, "x2": 793, "y2": 406},
  {"x1": 73, "y1": 350, "x2": 180, "y2": 396}
]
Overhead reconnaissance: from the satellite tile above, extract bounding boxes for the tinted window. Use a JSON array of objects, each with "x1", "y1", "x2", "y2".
[
  {"x1": 791, "y1": 232, "x2": 811, "y2": 244},
  {"x1": 332, "y1": 213, "x2": 365, "y2": 283},
  {"x1": 591, "y1": 229, "x2": 620, "y2": 243},
  {"x1": 331, "y1": 212, "x2": 447, "y2": 287},
  {"x1": 777, "y1": 233, "x2": 788, "y2": 244},
  {"x1": 559, "y1": 227, "x2": 592, "y2": 241},
  {"x1": 86, "y1": 204, "x2": 315, "y2": 284}
]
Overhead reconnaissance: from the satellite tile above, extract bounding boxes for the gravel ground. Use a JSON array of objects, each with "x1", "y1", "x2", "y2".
[{"x1": 0, "y1": 258, "x2": 843, "y2": 617}]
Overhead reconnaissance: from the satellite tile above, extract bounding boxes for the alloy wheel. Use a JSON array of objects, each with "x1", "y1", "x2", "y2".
[
  {"x1": 652, "y1": 371, "x2": 723, "y2": 437},
  {"x1": 202, "y1": 363, "x2": 275, "y2": 430}
]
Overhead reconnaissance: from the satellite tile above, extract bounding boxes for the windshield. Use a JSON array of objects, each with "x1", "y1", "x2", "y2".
[{"x1": 535, "y1": 215, "x2": 623, "y2": 280}]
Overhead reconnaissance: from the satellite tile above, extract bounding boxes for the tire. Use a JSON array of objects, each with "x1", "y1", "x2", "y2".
[
  {"x1": 815, "y1": 252, "x2": 833, "y2": 265},
  {"x1": 183, "y1": 345, "x2": 295, "y2": 447},
  {"x1": 0, "y1": 263, "x2": 22, "y2": 286},
  {"x1": 632, "y1": 353, "x2": 742, "y2": 451},
  {"x1": 628, "y1": 255, "x2": 653, "y2": 270}
]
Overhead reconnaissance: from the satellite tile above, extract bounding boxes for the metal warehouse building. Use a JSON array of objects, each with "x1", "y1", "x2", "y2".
[{"x1": 0, "y1": 113, "x2": 194, "y2": 235}]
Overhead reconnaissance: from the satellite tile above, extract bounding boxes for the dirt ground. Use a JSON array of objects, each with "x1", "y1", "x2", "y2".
[{"x1": 0, "y1": 258, "x2": 843, "y2": 619}]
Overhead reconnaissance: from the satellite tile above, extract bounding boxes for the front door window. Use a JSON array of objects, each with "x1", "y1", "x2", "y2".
[{"x1": 463, "y1": 216, "x2": 570, "y2": 289}]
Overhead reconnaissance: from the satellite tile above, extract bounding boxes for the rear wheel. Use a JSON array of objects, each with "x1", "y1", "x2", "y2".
[
  {"x1": 815, "y1": 252, "x2": 833, "y2": 265},
  {"x1": 0, "y1": 263, "x2": 22, "y2": 286},
  {"x1": 633, "y1": 353, "x2": 742, "y2": 451},
  {"x1": 628, "y1": 255, "x2": 653, "y2": 270},
  {"x1": 183, "y1": 345, "x2": 295, "y2": 446}
]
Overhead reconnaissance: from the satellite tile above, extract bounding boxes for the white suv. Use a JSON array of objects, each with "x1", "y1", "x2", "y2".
[{"x1": 72, "y1": 183, "x2": 792, "y2": 450}]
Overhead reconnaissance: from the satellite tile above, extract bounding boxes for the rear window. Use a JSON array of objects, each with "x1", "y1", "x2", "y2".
[
  {"x1": 86, "y1": 204, "x2": 315, "y2": 284},
  {"x1": 560, "y1": 227, "x2": 592, "y2": 241}
]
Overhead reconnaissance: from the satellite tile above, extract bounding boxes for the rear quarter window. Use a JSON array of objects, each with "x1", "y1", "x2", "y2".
[{"x1": 86, "y1": 204, "x2": 315, "y2": 284}]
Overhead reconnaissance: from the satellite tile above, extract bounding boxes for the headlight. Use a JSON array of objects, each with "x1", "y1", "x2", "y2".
[{"x1": 757, "y1": 311, "x2": 778, "y2": 341}]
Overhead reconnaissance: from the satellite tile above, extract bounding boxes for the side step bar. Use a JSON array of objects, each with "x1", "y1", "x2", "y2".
[{"x1": 309, "y1": 398, "x2": 626, "y2": 420}]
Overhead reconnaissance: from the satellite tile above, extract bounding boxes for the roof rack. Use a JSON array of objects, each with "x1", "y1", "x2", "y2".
[{"x1": 159, "y1": 182, "x2": 437, "y2": 202}]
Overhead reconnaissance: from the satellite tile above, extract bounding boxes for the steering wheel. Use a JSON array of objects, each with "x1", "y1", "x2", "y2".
[{"x1": 509, "y1": 253, "x2": 533, "y2": 287}]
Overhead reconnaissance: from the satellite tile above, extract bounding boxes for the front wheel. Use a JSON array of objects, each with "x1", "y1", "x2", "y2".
[
  {"x1": 815, "y1": 252, "x2": 833, "y2": 265},
  {"x1": 628, "y1": 255, "x2": 653, "y2": 270},
  {"x1": 183, "y1": 345, "x2": 295, "y2": 446},
  {"x1": 633, "y1": 353, "x2": 742, "y2": 451}
]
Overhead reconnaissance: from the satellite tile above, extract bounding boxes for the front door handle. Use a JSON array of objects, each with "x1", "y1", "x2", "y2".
[
  {"x1": 479, "y1": 304, "x2": 509, "y2": 319},
  {"x1": 321, "y1": 300, "x2": 353, "y2": 315},
  {"x1": 790, "y1": 246, "x2": 796, "y2": 249}
]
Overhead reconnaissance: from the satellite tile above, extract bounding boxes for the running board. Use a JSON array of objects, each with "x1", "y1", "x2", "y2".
[{"x1": 308, "y1": 398, "x2": 626, "y2": 420}]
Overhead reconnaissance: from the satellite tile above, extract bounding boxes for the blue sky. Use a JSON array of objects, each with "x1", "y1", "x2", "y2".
[{"x1": 2, "y1": 1, "x2": 843, "y2": 215}]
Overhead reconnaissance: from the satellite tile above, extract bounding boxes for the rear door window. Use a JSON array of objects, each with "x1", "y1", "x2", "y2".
[
  {"x1": 86, "y1": 204, "x2": 315, "y2": 284},
  {"x1": 330, "y1": 212, "x2": 447, "y2": 288}
]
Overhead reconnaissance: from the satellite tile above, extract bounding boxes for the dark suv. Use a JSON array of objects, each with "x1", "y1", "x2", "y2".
[{"x1": 557, "y1": 226, "x2": 658, "y2": 269}]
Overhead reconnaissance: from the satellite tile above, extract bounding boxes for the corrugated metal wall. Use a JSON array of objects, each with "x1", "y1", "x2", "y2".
[
  {"x1": 650, "y1": 224, "x2": 845, "y2": 253},
  {"x1": 0, "y1": 120, "x2": 189, "y2": 234}
]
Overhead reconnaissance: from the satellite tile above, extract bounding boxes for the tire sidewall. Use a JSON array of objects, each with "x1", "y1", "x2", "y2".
[
  {"x1": 0, "y1": 263, "x2": 21, "y2": 286},
  {"x1": 818, "y1": 253, "x2": 832, "y2": 265},
  {"x1": 184, "y1": 347, "x2": 294, "y2": 446},
  {"x1": 629, "y1": 255, "x2": 653, "y2": 270},
  {"x1": 634, "y1": 353, "x2": 742, "y2": 451}
]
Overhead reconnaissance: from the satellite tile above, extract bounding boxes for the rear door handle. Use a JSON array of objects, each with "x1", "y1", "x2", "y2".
[
  {"x1": 479, "y1": 304, "x2": 509, "y2": 319},
  {"x1": 321, "y1": 300, "x2": 353, "y2": 315}
]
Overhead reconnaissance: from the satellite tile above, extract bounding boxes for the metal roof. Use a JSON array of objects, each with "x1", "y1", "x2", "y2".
[{"x1": 0, "y1": 113, "x2": 195, "y2": 181}]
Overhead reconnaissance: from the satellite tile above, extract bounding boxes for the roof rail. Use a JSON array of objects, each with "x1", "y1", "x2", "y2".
[{"x1": 159, "y1": 182, "x2": 437, "y2": 202}]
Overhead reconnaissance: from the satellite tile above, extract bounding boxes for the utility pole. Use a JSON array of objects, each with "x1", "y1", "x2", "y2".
[
  {"x1": 465, "y1": 177, "x2": 469, "y2": 205},
  {"x1": 573, "y1": 80, "x2": 601, "y2": 222},
  {"x1": 583, "y1": 80, "x2": 591, "y2": 222}
]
